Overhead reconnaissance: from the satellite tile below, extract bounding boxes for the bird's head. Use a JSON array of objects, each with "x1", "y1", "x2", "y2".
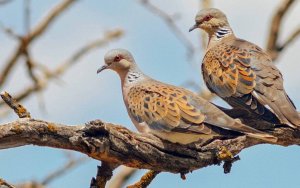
[
  {"x1": 97, "y1": 48, "x2": 135, "y2": 74},
  {"x1": 189, "y1": 8, "x2": 229, "y2": 33}
]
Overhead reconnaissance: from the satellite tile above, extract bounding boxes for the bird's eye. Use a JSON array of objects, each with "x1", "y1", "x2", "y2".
[
  {"x1": 204, "y1": 15, "x2": 212, "y2": 21},
  {"x1": 114, "y1": 55, "x2": 121, "y2": 62}
]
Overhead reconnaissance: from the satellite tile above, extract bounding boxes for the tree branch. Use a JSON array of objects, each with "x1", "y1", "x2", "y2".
[
  {"x1": 266, "y1": 0, "x2": 298, "y2": 60},
  {"x1": 90, "y1": 162, "x2": 118, "y2": 188},
  {"x1": 280, "y1": 27, "x2": 300, "y2": 51},
  {"x1": 0, "y1": 118, "x2": 299, "y2": 175},
  {"x1": 0, "y1": 29, "x2": 123, "y2": 108},
  {"x1": 0, "y1": 91, "x2": 31, "y2": 118},
  {"x1": 127, "y1": 170, "x2": 160, "y2": 188},
  {"x1": 27, "y1": 0, "x2": 77, "y2": 42},
  {"x1": 137, "y1": 0, "x2": 195, "y2": 57},
  {"x1": 0, "y1": 0, "x2": 12, "y2": 6},
  {"x1": 0, "y1": 178, "x2": 15, "y2": 188},
  {"x1": 108, "y1": 167, "x2": 138, "y2": 188},
  {"x1": 0, "y1": 0, "x2": 77, "y2": 88},
  {"x1": 41, "y1": 156, "x2": 87, "y2": 185},
  {"x1": 1, "y1": 92, "x2": 299, "y2": 187}
]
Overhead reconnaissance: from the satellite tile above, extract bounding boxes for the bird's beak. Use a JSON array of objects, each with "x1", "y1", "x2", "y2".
[
  {"x1": 97, "y1": 65, "x2": 108, "y2": 74},
  {"x1": 189, "y1": 24, "x2": 198, "y2": 32}
]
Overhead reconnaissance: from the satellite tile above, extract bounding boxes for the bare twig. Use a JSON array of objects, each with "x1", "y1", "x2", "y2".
[
  {"x1": 0, "y1": 91, "x2": 31, "y2": 118},
  {"x1": 53, "y1": 29, "x2": 123, "y2": 75},
  {"x1": 200, "y1": 0, "x2": 212, "y2": 49},
  {"x1": 0, "y1": 0, "x2": 12, "y2": 5},
  {"x1": 24, "y1": 50, "x2": 39, "y2": 85},
  {"x1": 0, "y1": 178, "x2": 15, "y2": 188},
  {"x1": 137, "y1": 0, "x2": 195, "y2": 57},
  {"x1": 14, "y1": 154, "x2": 87, "y2": 187},
  {"x1": 280, "y1": 27, "x2": 300, "y2": 51},
  {"x1": 24, "y1": 0, "x2": 31, "y2": 34},
  {"x1": 0, "y1": 29, "x2": 123, "y2": 108},
  {"x1": 0, "y1": 86, "x2": 41, "y2": 108},
  {"x1": 0, "y1": 46, "x2": 23, "y2": 88},
  {"x1": 0, "y1": 22, "x2": 20, "y2": 39},
  {"x1": 0, "y1": 0, "x2": 77, "y2": 88},
  {"x1": 15, "y1": 181, "x2": 45, "y2": 188},
  {"x1": 90, "y1": 162, "x2": 119, "y2": 188},
  {"x1": 108, "y1": 167, "x2": 138, "y2": 188},
  {"x1": 41, "y1": 156, "x2": 88, "y2": 185},
  {"x1": 27, "y1": 0, "x2": 77, "y2": 42},
  {"x1": 127, "y1": 170, "x2": 160, "y2": 188},
  {"x1": 266, "y1": 0, "x2": 298, "y2": 60}
]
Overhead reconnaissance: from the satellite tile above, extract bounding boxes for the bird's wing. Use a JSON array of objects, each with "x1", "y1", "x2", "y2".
[
  {"x1": 202, "y1": 39, "x2": 255, "y2": 98},
  {"x1": 249, "y1": 43, "x2": 300, "y2": 126},
  {"x1": 126, "y1": 82, "x2": 221, "y2": 135},
  {"x1": 202, "y1": 39, "x2": 274, "y2": 120},
  {"x1": 203, "y1": 38, "x2": 300, "y2": 127},
  {"x1": 127, "y1": 81, "x2": 277, "y2": 142}
]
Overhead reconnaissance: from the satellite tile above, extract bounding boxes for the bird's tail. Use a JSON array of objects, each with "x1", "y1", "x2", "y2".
[
  {"x1": 255, "y1": 90, "x2": 300, "y2": 129},
  {"x1": 245, "y1": 132, "x2": 277, "y2": 143},
  {"x1": 276, "y1": 92, "x2": 300, "y2": 128},
  {"x1": 231, "y1": 121, "x2": 278, "y2": 143}
]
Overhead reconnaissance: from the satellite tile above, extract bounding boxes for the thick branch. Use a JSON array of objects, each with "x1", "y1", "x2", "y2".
[{"x1": 0, "y1": 119, "x2": 299, "y2": 175}]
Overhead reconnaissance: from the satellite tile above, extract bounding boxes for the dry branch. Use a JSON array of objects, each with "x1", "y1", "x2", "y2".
[
  {"x1": 0, "y1": 22, "x2": 20, "y2": 39},
  {"x1": 108, "y1": 167, "x2": 137, "y2": 188},
  {"x1": 27, "y1": 0, "x2": 77, "y2": 42},
  {"x1": 90, "y1": 162, "x2": 119, "y2": 188},
  {"x1": 0, "y1": 0, "x2": 12, "y2": 6},
  {"x1": 0, "y1": 29, "x2": 123, "y2": 108},
  {"x1": 137, "y1": 0, "x2": 195, "y2": 56},
  {"x1": 280, "y1": 27, "x2": 300, "y2": 51},
  {"x1": 52, "y1": 29, "x2": 123, "y2": 76},
  {"x1": 0, "y1": 91, "x2": 31, "y2": 118},
  {"x1": 12, "y1": 155, "x2": 87, "y2": 187},
  {"x1": 41, "y1": 156, "x2": 87, "y2": 185},
  {"x1": 1, "y1": 92, "x2": 300, "y2": 187},
  {"x1": 0, "y1": 119, "x2": 299, "y2": 175},
  {"x1": 0, "y1": 178, "x2": 15, "y2": 188},
  {"x1": 266, "y1": 0, "x2": 300, "y2": 60},
  {"x1": 0, "y1": 0, "x2": 77, "y2": 88},
  {"x1": 127, "y1": 170, "x2": 160, "y2": 188}
]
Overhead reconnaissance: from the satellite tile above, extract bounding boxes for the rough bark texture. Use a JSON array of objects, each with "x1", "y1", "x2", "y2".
[{"x1": 0, "y1": 119, "x2": 299, "y2": 175}]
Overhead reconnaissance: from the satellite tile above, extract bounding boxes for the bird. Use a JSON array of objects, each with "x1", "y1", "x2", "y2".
[
  {"x1": 97, "y1": 48, "x2": 277, "y2": 144},
  {"x1": 189, "y1": 8, "x2": 300, "y2": 129}
]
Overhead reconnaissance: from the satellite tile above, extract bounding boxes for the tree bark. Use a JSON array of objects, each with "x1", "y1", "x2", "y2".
[{"x1": 0, "y1": 119, "x2": 299, "y2": 175}]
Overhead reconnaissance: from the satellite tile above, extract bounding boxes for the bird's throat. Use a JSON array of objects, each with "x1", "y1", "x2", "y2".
[{"x1": 207, "y1": 27, "x2": 233, "y2": 50}]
